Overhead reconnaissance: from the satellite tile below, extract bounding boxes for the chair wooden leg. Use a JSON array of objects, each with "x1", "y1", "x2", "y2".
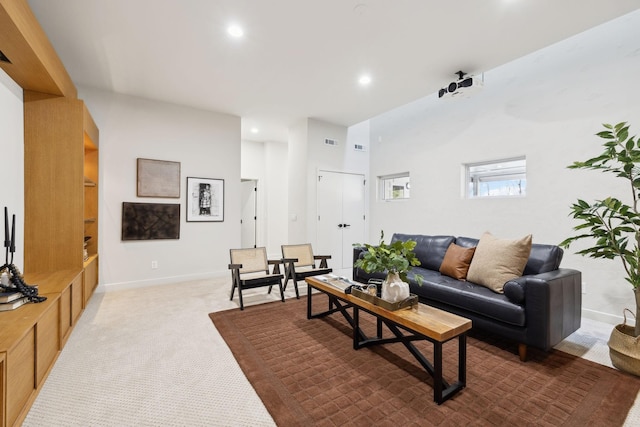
[
  {"x1": 238, "y1": 286, "x2": 244, "y2": 310},
  {"x1": 283, "y1": 275, "x2": 290, "y2": 292},
  {"x1": 230, "y1": 280, "x2": 236, "y2": 300},
  {"x1": 277, "y1": 279, "x2": 285, "y2": 302},
  {"x1": 293, "y1": 279, "x2": 300, "y2": 299},
  {"x1": 518, "y1": 343, "x2": 527, "y2": 361}
]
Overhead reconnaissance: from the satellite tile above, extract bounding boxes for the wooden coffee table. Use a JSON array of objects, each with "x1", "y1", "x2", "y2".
[{"x1": 305, "y1": 276, "x2": 472, "y2": 404}]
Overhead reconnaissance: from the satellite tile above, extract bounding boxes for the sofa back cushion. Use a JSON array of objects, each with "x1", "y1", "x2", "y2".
[
  {"x1": 466, "y1": 232, "x2": 532, "y2": 293},
  {"x1": 439, "y1": 243, "x2": 476, "y2": 280},
  {"x1": 455, "y1": 236, "x2": 564, "y2": 275},
  {"x1": 523, "y1": 244, "x2": 564, "y2": 275},
  {"x1": 391, "y1": 234, "x2": 455, "y2": 271}
]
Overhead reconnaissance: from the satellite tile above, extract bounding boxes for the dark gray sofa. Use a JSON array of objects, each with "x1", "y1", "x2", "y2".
[{"x1": 352, "y1": 233, "x2": 582, "y2": 361}]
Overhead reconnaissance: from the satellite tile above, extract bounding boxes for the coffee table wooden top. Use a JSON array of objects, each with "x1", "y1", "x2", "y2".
[{"x1": 306, "y1": 276, "x2": 472, "y2": 342}]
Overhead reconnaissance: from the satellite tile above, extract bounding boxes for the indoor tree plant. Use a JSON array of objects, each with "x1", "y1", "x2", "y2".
[
  {"x1": 354, "y1": 231, "x2": 422, "y2": 302},
  {"x1": 560, "y1": 121, "x2": 640, "y2": 374}
]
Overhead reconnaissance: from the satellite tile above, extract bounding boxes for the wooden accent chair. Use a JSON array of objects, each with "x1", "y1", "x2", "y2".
[
  {"x1": 229, "y1": 247, "x2": 284, "y2": 310},
  {"x1": 281, "y1": 244, "x2": 332, "y2": 298}
]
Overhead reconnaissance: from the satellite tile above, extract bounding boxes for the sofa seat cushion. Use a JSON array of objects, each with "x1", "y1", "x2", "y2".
[{"x1": 407, "y1": 268, "x2": 525, "y2": 327}]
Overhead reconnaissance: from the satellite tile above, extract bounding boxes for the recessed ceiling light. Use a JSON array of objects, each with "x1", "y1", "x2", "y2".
[
  {"x1": 227, "y1": 24, "x2": 244, "y2": 38},
  {"x1": 358, "y1": 75, "x2": 372, "y2": 86},
  {"x1": 250, "y1": 127, "x2": 259, "y2": 134}
]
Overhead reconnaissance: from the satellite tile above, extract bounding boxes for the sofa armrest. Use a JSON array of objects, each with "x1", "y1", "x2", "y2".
[
  {"x1": 504, "y1": 277, "x2": 527, "y2": 304},
  {"x1": 521, "y1": 268, "x2": 582, "y2": 350},
  {"x1": 352, "y1": 246, "x2": 367, "y2": 282}
]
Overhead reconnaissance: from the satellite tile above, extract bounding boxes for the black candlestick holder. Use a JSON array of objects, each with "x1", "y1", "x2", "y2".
[{"x1": 1, "y1": 207, "x2": 46, "y2": 303}]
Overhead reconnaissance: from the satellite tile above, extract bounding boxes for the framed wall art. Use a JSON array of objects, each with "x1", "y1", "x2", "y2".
[
  {"x1": 121, "y1": 202, "x2": 181, "y2": 240},
  {"x1": 137, "y1": 158, "x2": 181, "y2": 198},
  {"x1": 186, "y1": 177, "x2": 224, "y2": 222}
]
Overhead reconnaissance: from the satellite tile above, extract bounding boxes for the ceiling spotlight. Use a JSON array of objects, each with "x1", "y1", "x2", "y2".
[
  {"x1": 227, "y1": 24, "x2": 244, "y2": 38},
  {"x1": 358, "y1": 75, "x2": 372, "y2": 86},
  {"x1": 250, "y1": 127, "x2": 259, "y2": 134}
]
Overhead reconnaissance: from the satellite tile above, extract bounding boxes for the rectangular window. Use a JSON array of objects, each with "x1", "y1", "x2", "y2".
[
  {"x1": 380, "y1": 173, "x2": 410, "y2": 201},
  {"x1": 465, "y1": 157, "x2": 526, "y2": 198}
]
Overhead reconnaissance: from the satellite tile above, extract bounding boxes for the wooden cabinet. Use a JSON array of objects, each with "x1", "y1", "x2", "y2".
[
  {"x1": 0, "y1": 270, "x2": 82, "y2": 427},
  {"x1": 1, "y1": 2, "x2": 99, "y2": 425},
  {"x1": 24, "y1": 94, "x2": 99, "y2": 275}
]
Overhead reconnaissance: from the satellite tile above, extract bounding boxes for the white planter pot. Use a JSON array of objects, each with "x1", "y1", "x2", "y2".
[{"x1": 381, "y1": 272, "x2": 410, "y2": 303}]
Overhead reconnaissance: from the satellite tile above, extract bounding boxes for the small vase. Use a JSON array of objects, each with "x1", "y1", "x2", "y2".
[{"x1": 382, "y1": 272, "x2": 410, "y2": 303}]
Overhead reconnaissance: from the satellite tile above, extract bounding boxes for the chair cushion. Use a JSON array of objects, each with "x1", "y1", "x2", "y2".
[
  {"x1": 439, "y1": 243, "x2": 476, "y2": 280},
  {"x1": 466, "y1": 232, "x2": 532, "y2": 293},
  {"x1": 292, "y1": 267, "x2": 332, "y2": 279}
]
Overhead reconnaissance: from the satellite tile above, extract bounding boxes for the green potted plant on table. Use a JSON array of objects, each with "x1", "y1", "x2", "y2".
[
  {"x1": 354, "y1": 231, "x2": 422, "y2": 302},
  {"x1": 560, "y1": 121, "x2": 640, "y2": 375}
]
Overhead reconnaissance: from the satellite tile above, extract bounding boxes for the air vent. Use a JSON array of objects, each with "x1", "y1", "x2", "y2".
[
  {"x1": 324, "y1": 138, "x2": 339, "y2": 146},
  {"x1": 0, "y1": 50, "x2": 11, "y2": 64},
  {"x1": 354, "y1": 144, "x2": 366, "y2": 152}
]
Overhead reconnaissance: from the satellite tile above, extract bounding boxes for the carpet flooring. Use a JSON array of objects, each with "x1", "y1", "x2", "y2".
[{"x1": 210, "y1": 296, "x2": 640, "y2": 426}]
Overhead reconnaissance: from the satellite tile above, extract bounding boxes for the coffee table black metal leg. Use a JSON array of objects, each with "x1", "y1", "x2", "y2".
[
  {"x1": 459, "y1": 334, "x2": 466, "y2": 385},
  {"x1": 353, "y1": 307, "x2": 359, "y2": 350},
  {"x1": 434, "y1": 342, "x2": 443, "y2": 404}
]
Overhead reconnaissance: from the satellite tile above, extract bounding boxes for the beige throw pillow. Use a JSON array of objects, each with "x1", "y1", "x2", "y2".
[
  {"x1": 439, "y1": 243, "x2": 476, "y2": 280},
  {"x1": 466, "y1": 232, "x2": 532, "y2": 293}
]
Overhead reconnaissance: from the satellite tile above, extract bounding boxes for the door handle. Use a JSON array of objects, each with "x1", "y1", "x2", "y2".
[
  {"x1": 338, "y1": 224, "x2": 343, "y2": 228},
  {"x1": 343, "y1": 224, "x2": 351, "y2": 228}
]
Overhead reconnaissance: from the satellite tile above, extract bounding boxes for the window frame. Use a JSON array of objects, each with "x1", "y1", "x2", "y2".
[
  {"x1": 379, "y1": 172, "x2": 411, "y2": 201},
  {"x1": 464, "y1": 157, "x2": 526, "y2": 199}
]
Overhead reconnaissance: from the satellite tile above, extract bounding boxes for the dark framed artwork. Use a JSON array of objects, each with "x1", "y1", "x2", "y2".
[
  {"x1": 186, "y1": 177, "x2": 224, "y2": 222},
  {"x1": 137, "y1": 158, "x2": 181, "y2": 198},
  {"x1": 122, "y1": 202, "x2": 181, "y2": 240}
]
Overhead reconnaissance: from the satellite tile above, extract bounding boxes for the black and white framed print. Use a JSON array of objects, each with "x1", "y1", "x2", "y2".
[{"x1": 186, "y1": 177, "x2": 224, "y2": 222}]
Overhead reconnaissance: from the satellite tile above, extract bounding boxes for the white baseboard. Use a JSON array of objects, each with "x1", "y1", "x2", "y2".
[
  {"x1": 582, "y1": 307, "x2": 633, "y2": 326},
  {"x1": 97, "y1": 270, "x2": 228, "y2": 293}
]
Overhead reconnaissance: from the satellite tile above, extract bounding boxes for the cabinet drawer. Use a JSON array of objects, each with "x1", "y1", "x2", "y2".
[
  {"x1": 83, "y1": 257, "x2": 98, "y2": 306},
  {"x1": 7, "y1": 329, "x2": 35, "y2": 426},
  {"x1": 60, "y1": 286, "x2": 72, "y2": 340},
  {"x1": 71, "y1": 273, "x2": 83, "y2": 324},
  {"x1": 37, "y1": 304, "x2": 60, "y2": 387}
]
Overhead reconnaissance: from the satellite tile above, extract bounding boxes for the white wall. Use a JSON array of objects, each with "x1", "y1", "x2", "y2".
[
  {"x1": 367, "y1": 10, "x2": 640, "y2": 324},
  {"x1": 0, "y1": 69, "x2": 24, "y2": 269},
  {"x1": 79, "y1": 87, "x2": 241, "y2": 289},
  {"x1": 287, "y1": 118, "x2": 369, "y2": 246},
  {"x1": 240, "y1": 139, "x2": 289, "y2": 257},
  {"x1": 264, "y1": 141, "x2": 288, "y2": 255}
]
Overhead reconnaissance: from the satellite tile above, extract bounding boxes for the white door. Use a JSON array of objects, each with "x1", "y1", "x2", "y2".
[
  {"x1": 317, "y1": 171, "x2": 365, "y2": 269},
  {"x1": 240, "y1": 180, "x2": 257, "y2": 248}
]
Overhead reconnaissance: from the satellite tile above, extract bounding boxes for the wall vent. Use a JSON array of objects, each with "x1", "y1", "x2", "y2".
[
  {"x1": 354, "y1": 144, "x2": 366, "y2": 152},
  {"x1": 324, "y1": 138, "x2": 338, "y2": 146}
]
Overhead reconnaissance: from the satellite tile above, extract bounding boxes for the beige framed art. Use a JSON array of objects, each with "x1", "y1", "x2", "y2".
[{"x1": 137, "y1": 158, "x2": 181, "y2": 198}]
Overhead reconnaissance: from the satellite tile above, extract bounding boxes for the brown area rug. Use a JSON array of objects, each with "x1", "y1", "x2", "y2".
[{"x1": 209, "y1": 297, "x2": 640, "y2": 426}]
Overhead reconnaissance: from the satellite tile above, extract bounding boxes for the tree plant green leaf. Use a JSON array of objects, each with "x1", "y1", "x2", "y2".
[{"x1": 560, "y1": 122, "x2": 640, "y2": 336}]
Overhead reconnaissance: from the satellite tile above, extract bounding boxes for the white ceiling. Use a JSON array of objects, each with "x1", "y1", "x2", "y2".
[{"x1": 27, "y1": 0, "x2": 640, "y2": 143}]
